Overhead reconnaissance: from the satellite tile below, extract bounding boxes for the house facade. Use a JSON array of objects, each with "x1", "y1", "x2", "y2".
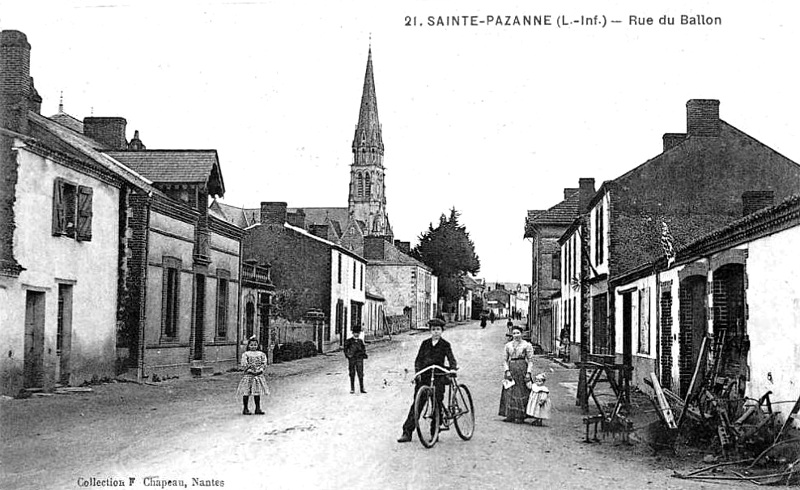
[
  {"x1": 242, "y1": 202, "x2": 366, "y2": 352},
  {"x1": 560, "y1": 99, "x2": 800, "y2": 385},
  {"x1": 363, "y1": 236, "x2": 437, "y2": 329},
  {"x1": 525, "y1": 179, "x2": 594, "y2": 352},
  {"x1": 613, "y1": 194, "x2": 800, "y2": 430},
  {"x1": 0, "y1": 30, "x2": 157, "y2": 394}
]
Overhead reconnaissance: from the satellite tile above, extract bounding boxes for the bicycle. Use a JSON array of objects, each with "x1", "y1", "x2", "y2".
[{"x1": 412, "y1": 365, "x2": 475, "y2": 448}]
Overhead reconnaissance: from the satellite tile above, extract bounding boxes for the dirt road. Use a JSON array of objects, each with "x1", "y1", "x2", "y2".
[{"x1": 2, "y1": 321, "x2": 727, "y2": 489}]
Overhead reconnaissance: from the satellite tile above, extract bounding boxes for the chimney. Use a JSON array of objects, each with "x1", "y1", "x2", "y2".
[
  {"x1": 686, "y1": 99, "x2": 720, "y2": 137},
  {"x1": 578, "y1": 178, "x2": 596, "y2": 213},
  {"x1": 662, "y1": 133, "x2": 686, "y2": 152},
  {"x1": 394, "y1": 240, "x2": 411, "y2": 254},
  {"x1": 1, "y1": 30, "x2": 35, "y2": 134},
  {"x1": 563, "y1": 188, "x2": 579, "y2": 200},
  {"x1": 286, "y1": 209, "x2": 306, "y2": 229},
  {"x1": 742, "y1": 191, "x2": 774, "y2": 217},
  {"x1": 84, "y1": 117, "x2": 128, "y2": 149},
  {"x1": 364, "y1": 236, "x2": 386, "y2": 260},
  {"x1": 260, "y1": 202, "x2": 287, "y2": 225}
]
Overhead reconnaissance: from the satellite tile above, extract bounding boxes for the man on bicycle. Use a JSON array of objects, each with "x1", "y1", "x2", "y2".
[{"x1": 397, "y1": 319, "x2": 458, "y2": 443}]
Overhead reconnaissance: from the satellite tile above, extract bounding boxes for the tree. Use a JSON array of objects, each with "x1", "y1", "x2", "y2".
[{"x1": 412, "y1": 208, "x2": 480, "y2": 311}]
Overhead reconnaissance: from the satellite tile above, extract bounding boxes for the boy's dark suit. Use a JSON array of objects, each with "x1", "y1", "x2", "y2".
[
  {"x1": 400, "y1": 337, "x2": 458, "y2": 438},
  {"x1": 344, "y1": 335, "x2": 368, "y2": 393}
]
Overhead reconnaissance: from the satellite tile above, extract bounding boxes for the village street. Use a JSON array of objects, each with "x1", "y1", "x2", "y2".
[{"x1": 1, "y1": 321, "x2": 732, "y2": 490}]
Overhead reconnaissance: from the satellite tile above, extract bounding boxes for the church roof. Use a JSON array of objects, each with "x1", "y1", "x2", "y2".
[{"x1": 352, "y1": 47, "x2": 384, "y2": 153}]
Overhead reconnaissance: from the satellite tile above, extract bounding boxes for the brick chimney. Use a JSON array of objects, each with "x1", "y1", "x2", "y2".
[
  {"x1": 260, "y1": 202, "x2": 287, "y2": 225},
  {"x1": 394, "y1": 240, "x2": 411, "y2": 254},
  {"x1": 1, "y1": 30, "x2": 38, "y2": 134},
  {"x1": 578, "y1": 178, "x2": 596, "y2": 213},
  {"x1": 563, "y1": 188, "x2": 579, "y2": 200},
  {"x1": 742, "y1": 191, "x2": 774, "y2": 217},
  {"x1": 662, "y1": 133, "x2": 686, "y2": 152},
  {"x1": 287, "y1": 209, "x2": 306, "y2": 229},
  {"x1": 1, "y1": 30, "x2": 39, "y2": 277},
  {"x1": 686, "y1": 99, "x2": 720, "y2": 137},
  {"x1": 84, "y1": 117, "x2": 128, "y2": 150},
  {"x1": 364, "y1": 236, "x2": 387, "y2": 260}
]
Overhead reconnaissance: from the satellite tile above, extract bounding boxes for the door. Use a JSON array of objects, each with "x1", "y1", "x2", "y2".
[
  {"x1": 622, "y1": 291, "x2": 633, "y2": 370},
  {"x1": 57, "y1": 285, "x2": 73, "y2": 385},
  {"x1": 193, "y1": 275, "x2": 206, "y2": 360},
  {"x1": 679, "y1": 276, "x2": 707, "y2": 396},
  {"x1": 24, "y1": 291, "x2": 46, "y2": 388}
]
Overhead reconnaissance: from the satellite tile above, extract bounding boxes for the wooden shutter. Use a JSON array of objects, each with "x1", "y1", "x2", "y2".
[
  {"x1": 76, "y1": 186, "x2": 93, "y2": 241},
  {"x1": 52, "y1": 179, "x2": 65, "y2": 235}
]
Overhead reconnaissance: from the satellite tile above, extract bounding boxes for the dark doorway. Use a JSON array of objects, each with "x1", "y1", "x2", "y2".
[
  {"x1": 193, "y1": 275, "x2": 206, "y2": 361},
  {"x1": 592, "y1": 293, "x2": 609, "y2": 355},
  {"x1": 713, "y1": 264, "x2": 747, "y2": 381},
  {"x1": 24, "y1": 291, "x2": 46, "y2": 389},
  {"x1": 679, "y1": 276, "x2": 707, "y2": 396},
  {"x1": 245, "y1": 300, "x2": 255, "y2": 339},
  {"x1": 57, "y1": 284, "x2": 73, "y2": 385}
]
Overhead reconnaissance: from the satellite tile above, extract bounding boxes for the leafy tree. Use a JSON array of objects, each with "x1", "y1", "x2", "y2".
[
  {"x1": 412, "y1": 208, "x2": 480, "y2": 311},
  {"x1": 271, "y1": 288, "x2": 314, "y2": 322}
]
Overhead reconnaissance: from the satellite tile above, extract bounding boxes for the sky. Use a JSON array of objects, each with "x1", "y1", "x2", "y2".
[{"x1": 2, "y1": 1, "x2": 799, "y2": 284}]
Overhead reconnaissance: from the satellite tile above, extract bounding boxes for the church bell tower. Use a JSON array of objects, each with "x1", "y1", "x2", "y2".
[{"x1": 348, "y1": 46, "x2": 391, "y2": 239}]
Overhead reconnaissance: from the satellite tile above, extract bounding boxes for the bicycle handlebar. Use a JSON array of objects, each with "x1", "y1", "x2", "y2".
[{"x1": 412, "y1": 365, "x2": 458, "y2": 378}]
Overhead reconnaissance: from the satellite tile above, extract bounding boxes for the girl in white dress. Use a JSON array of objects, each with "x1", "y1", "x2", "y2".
[
  {"x1": 526, "y1": 373, "x2": 552, "y2": 426},
  {"x1": 237, "y1": 337, "x2": 270, "y2": 415}
]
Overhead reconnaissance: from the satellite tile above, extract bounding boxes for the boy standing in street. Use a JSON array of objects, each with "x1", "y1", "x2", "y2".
[
  {"x1": 397, "y1": 320, "x2": 458, "y2": 443},
  {"x1": 344, "y1": 326, "x2": 368, "y2": 394}
]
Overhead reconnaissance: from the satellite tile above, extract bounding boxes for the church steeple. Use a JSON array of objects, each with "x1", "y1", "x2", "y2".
[
  {"x1": 348, "y1": 46, "x2": 390, "y2": 239},
  {"x1": 352, "y1": 47, "x2": 384, "y2": 154}
]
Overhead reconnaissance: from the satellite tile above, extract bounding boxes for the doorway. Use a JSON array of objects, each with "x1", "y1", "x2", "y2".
[
  {"x1": 24, "y1": 291, "x2": 46, "y2": 389},
  {"x1": 679, "y1": 276, "x2": 707, "y2": 397},
  {"x1": 57, "y1": 284, "x2": 73, "y2": 385},
  {"x1": 193, "y1": 274, "x2": 206, "y2": 361}
]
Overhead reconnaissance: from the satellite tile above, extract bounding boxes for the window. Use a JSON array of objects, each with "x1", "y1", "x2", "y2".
[
  {"x1": 595, "y1": 202, "x2": 604, "y2": 265},
  {"x1": 353, "y1": 261, "x2": 357, "y2": 289},
  {"x1": 357, "y1": 173, "x2": 364, "y2": 197},
  {"x1": 360, "y1": 264, "x2": 364, "y2": 291},
  {"x1": 638, "y1": 287, "x2": 650, "y2": 354},
  {"x1": 365, "y1": 173, "x2": 371, "y2": 197},
  {"x1": 161, "y1": 257, "x2": 181, "y2": 339},
  {"x1": 337, "y1": 253, "x2": 342, "y2": 283},
  {"x1": 52, "y1": 179, "x2": 93, "y2": 241},
  {"x1": 216, "y1": 271, "x2": 230, "y2": 339},
  {"x1": 551, "y1": 251, "x2": 561, "y2": 281}
]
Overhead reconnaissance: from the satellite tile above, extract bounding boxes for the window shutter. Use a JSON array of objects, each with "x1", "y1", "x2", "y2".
[
  {"x1": 76, "y1": 186, "x2": 93, "y2": 241},
  {"x1": 52, "y1": 179, "x2": 65, "y2": 235}
]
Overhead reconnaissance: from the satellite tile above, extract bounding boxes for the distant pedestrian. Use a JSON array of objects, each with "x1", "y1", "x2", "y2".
[
  {"x1": 526, "y1": 373, "x2": 552, "y2": 426},
  {"x1": 499, "y1": 326, "x2": 534, "y2": 423},
  {"x1": 506, "y1": 318, "x2": 514, "y2": 335},
  {"x1": 489, "y1": 311, "x2": 496, "y2": 324},
  {"x1": 344, "y1": 326, "x2": 368, "y2": 394},
  {"x1": 237, "y1": 336, "x2": 270, "y2": 415},
  {"x1": 480, "y1": 313, "x2": 487, "y2": 329}
]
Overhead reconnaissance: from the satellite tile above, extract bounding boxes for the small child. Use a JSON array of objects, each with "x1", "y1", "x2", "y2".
[
  {"x1": 237, "y1": 336, "x2": 270, "y2": 415},
  {"x1": 526, "y1": 373, "x2": 552, "y2": 426}
]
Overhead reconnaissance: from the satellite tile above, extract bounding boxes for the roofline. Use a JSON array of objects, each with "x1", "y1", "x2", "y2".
[{"x1": 284, "y1": 223, "x2": 366, "y2": 262}]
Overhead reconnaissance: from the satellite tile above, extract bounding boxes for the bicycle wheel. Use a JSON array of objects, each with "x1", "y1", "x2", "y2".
[
  {"x1": 414, "y1": 386, "x2": 440, "y2": 448},
  {"x1": 452, "y1": 383, "x2": 475, "y2": 440}
]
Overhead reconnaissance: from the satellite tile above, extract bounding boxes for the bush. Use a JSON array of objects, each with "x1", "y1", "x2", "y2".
[{"x1": 273, "y1": 341, "x2": 318, "y2": 363}]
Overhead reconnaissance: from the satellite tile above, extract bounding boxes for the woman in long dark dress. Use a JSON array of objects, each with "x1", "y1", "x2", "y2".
[{"x1": 499, "y1": 325, "x2": 534, "y2": 423}]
